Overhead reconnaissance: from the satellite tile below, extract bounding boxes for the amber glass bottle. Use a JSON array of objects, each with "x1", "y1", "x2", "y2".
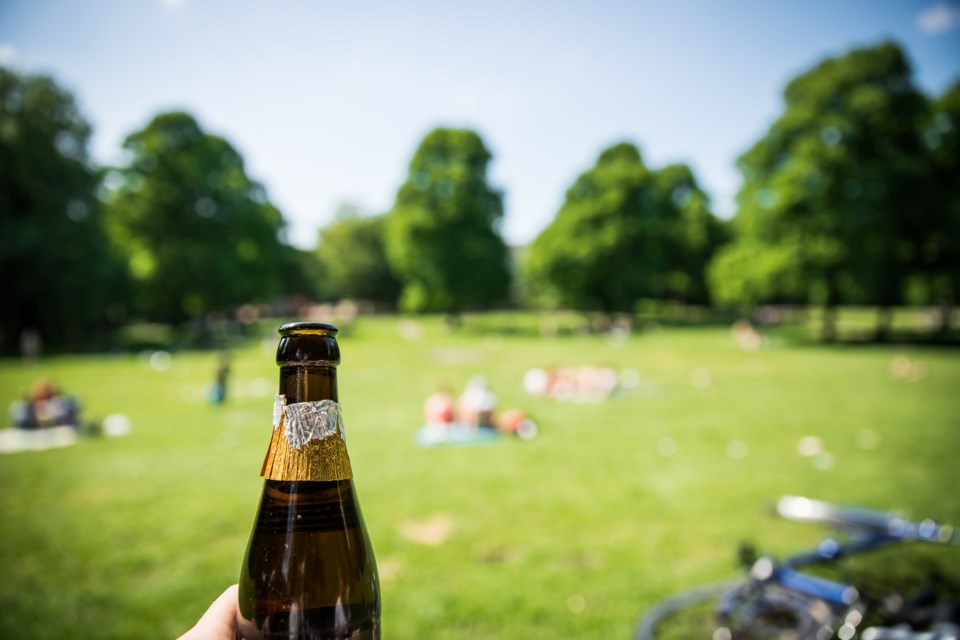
[{"x1": 237, "y1": 322, "x2": 380, "y2": 640}]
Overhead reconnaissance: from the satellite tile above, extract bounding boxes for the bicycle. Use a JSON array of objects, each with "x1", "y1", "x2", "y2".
[{"x1": 635, "y1": 496, "x2": 960, "y2": 639}]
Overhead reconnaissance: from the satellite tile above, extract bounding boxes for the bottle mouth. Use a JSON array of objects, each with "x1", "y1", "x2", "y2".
[
  {"x1": 278, "y1": 322, "x2": 339, "y2": 337},
  {"x1": 276, "y1": 322, "x2": 341, "y2": 366}
]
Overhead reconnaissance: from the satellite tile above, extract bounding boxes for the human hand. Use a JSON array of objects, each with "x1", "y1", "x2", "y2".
[{"x1": 178, "y1": 584, "x2": 238, "y2": 640}]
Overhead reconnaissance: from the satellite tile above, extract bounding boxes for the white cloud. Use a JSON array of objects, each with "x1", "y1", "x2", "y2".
[
  {"x1": 159, "y1": 0, "x2": 185, "y2": 10},
  {"x1": 917, "y1": 3, "x2": 960, "y2": 34},
  {"x1": 0, "y1": 43, "x2": 16, "y2": 66}
]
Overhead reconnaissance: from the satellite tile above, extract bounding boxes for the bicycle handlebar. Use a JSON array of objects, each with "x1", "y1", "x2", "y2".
[
  {"x1": 775, "y1": 496, "x2": 959, "y2": 545},
  {"x1": 861, "y1": 623, "x2": 960, "y2": 640}
]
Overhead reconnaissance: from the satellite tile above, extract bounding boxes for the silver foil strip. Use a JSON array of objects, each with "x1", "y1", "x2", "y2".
[
  {"x1": 281, "y1": 399, "x2": 346, "y2": 450},
  {"x1": 273, "y1": 395, "x2": 285, "y2": 429}
]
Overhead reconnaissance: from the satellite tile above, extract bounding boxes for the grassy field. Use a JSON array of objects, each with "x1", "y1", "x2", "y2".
[{"x1": 1, "y1": 313, "x2": 958, "y2": 639}]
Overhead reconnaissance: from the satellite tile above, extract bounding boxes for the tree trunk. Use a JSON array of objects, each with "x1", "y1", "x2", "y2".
[
  {"x1": 820, "y1": 305, "x2": 838, "y2": 343},
  {"x1": 936, "y1": 289, "x2": 955, "y2": 337},
  {"x1": 443, "y1": 312, "x2": 462, "y2": 332},
  {"x1": 820, "y1": 275, "x2": 839, "y2": 343},
  {"x1": 875, "y1": 306, "x2": 893, "y2": 343}
]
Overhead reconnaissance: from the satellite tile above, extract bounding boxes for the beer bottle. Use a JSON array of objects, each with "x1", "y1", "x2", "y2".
[{"x1": 237, "y1": 322, "x2": 380, "y2": 639}]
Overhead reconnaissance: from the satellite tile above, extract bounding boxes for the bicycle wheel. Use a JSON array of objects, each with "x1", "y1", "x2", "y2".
[
  {"x1": 636, "y1": 581, "x2": 841, "y2": 640},
  {"x1": 635, "y1": 582, "x2": 732, "y2": 640}
]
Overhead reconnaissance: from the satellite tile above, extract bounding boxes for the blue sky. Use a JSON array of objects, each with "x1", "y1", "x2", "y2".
[{"x1": 2, "y1": 0, "x2": 959, "y2": 249}]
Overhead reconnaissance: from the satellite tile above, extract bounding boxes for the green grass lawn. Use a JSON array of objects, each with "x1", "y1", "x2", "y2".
[{"x1": 1, "y1": 314, "x2": 958, "y2": 639}]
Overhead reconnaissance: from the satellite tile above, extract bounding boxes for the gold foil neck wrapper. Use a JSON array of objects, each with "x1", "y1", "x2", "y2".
[{"x1": 261, "y1": 396, "x2": 353, "y2": 482}]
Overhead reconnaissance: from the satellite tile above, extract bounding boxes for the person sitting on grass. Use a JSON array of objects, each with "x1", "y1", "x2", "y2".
[
  {"x1": 423, "y1": 385, "x2": 456, "y2": 428},
  {"x1": 457, "y1": 375, "x2": 497, "y2": 430},
  {"x1": 9, "y1": 379, "x2": 80, "y2": 430}
]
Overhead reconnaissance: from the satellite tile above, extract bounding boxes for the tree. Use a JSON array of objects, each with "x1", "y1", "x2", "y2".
[
  {"x1": 315, "y1": 205, "x2": 400, "y2": 305},
  {"x1": 654, "y1": 163, "x2": 729, "y2": 305},
  {"x1": 708, "y1": 240, "x2": 802, "y2": 310},
  {"x1": 105, "y1": 112, "x2": 293, "y2": 322},
  {"x1": 385, "y1": 128, "x2": 510, "y2": 313},
  {"x1": 525, "y1": 142, "x2": 724, "y2": 312},
  {"x1": 916, "y1": 80, "x2": 960, "y2": 334},
  {"x1": 0, "y1": 67, "x2": 128, "y2": 353},
  {"x1": 721, "y1": 41, "x2": 930, "y2": 340}
]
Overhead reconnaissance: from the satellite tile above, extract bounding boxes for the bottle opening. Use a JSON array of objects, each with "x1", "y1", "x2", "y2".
[
  {"x1": 279, "y1": 322, "x2": 339, "y2": 337},
  {"x1": 277, "y1": 322, "x2": 341, "y2": 366}
]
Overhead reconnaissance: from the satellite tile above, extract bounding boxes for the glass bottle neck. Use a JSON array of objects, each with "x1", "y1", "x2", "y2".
[{"x1": 279, "y1": 365, "x2": 338, "y2": 404}]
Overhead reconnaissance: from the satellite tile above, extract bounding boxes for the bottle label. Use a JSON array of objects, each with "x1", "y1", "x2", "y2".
[{"x1": 261, "y1": 395, "x2": 354, "y2": 481}]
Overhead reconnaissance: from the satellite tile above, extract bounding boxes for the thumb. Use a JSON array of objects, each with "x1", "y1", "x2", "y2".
[{"x1": 178, "y1": 584, "x2": 239, "y2": 640}]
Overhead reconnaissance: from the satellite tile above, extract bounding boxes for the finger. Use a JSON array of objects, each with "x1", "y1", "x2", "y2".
[{"x1": 178, "y1": 584, "x2": 239, "y2": 640}]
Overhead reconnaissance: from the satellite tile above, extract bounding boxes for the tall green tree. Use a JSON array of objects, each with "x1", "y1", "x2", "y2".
[
  {"x1": 917, "y1": 80, "x2": 960, "y2": 334},
  {"x1": 525, "y1": 142, "x2": 723, "y2": 312},
  {"x1": 315, "y1": 205, "x2": 400, "y2": 305},
  {"x1": 105, "y1": 112, "x2": 293, "y2": 322},
  {"x1": 654, "y1": 163, "x2": 729, "y2": 304},
  {"x1": 717, "y1": 41, "x2": 930, "y2": 340},
  {"x1": 0, "y1": 68, "x2": 128, "y2": 352},
  {"x1": 385, "y1": 128, "x2": 510, "y2": 313}
]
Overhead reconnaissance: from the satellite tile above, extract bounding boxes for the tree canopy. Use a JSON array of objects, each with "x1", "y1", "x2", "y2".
[
  {"x1": 0, "y1": 67, "x2": 127, "y2": 352},
  {"x1": 525, "y1": 142, "x2": 725, "y2": 312},
  {"x1": 712, "y1": 41, "x2": 934, "y2": 338},
  {"x1": 385, "y1": 128, "x2": 511, "y2": 313},
  {"x1": 315, "y1": 205, "x2": 400, "y2": 305},
  {"x1": 916, "y1": 79, "x2": 960, "y2": 331},
  {"x1": 4, "y1": 38, "x2": 958, "y2": 348},
  {"x1": 105, "y1": 112, "x2": 294, "y2": 322}
]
